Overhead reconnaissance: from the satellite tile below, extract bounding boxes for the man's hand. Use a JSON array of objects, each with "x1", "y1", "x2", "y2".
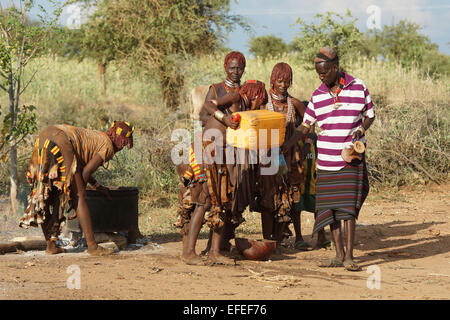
[
  {"x1": 223, "y1": 115, "x2": 239, "y2": 129},
  {"x1": 97, "y1": 185, "x2": 112, "y2": 201},
  {"x1": 352, "y1": 129, "x2": 363, "y2": 142}
]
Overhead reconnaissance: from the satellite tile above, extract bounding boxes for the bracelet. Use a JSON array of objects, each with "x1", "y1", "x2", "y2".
[
  {"x1": 300, "y1": 122, "x2": 311, "y2": 129},
  {"x1": 357, "y1": 126, "x2": 366, "y2": 135},
  {"x1": 214, "y1": 110, "x2": 225, "y2": 121}
]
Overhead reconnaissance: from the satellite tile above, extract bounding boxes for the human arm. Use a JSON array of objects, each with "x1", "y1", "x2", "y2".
[
  {"x1": 83, "y1": 154, "x2": 111, "y2": 199},
  {"x1": 199, "y1": 87, "x2": 216, "y2": 126},
  {"x1": 293, "y1": 98, "x2": 315, "y2": 155},
  {"x1": 352, "y1": 116, "x2": 375, "y2": 141},
  {"x1": 281, "y1": 123, "x2": 310, "y2": 154},
  {"x1": 203, "y1": 92, "x2": 241, "y2": 129}
]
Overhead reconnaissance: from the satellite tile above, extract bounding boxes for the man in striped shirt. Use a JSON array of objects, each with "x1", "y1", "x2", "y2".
[{"x1": 282, "y1": 47, "x2": 375, "y2": 271}]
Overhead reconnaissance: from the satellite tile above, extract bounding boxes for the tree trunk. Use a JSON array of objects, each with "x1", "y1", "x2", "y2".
[
  {"x1": 8, "y1": 72, "x2": 18, "y2": 216},
  {"x1": 97, "y1": 62, "x2": 107, "y2": 95}
]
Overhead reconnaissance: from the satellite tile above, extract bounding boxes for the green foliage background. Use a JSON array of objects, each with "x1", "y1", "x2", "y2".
[{"x1": 0, "y1": 2, "x2": 448, "y2": 217}]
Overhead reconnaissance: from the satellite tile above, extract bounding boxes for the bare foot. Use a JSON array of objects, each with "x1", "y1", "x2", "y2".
[
  {"x1": 343, "y1": 259, "x2": 362, "y2": 271},
  {"x1": 318, "y1": 257, "x2": 344, "y2": 268},
  {"x1": 219, "y1": 241, "x2": 232, "y2": 253},
  {"x1": 87, "y1": 245, "x2": 114, "y2": 256},
  {"x1": 46, "y1": 244, "x2": 66, "y2": 255},
  {"x1": 181, "y1": 253, "x2": 203, "y2": 265},
  {"x1": 313, "y1": 239, "x2": 332, "y2": 250},
  {"x1": 206, "y1": 252, "x2": 235, "y2": 265}
]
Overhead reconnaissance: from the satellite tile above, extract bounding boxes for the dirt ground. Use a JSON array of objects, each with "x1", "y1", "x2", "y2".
[{"x1": 0, "y1": 183, "x2": 449, "y2": 300}]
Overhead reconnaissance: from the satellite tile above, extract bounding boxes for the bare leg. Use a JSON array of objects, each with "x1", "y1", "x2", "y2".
[
  {"x1": 329, "y1": 220, "x2": 345, "y2": 262},
  {"x1": 41, "y1": 223, "x2": 65, "y2": 254},
  {"x1": 344, "y1": 219, "x2": 355, "y2": 260},
  {"x1": 261, "y1": 210, "x2": 274, "y2": 240},
  {"x1": 182, "y1": 234, "x2": 188, "y2": 256},
  {"x1": 181, "y1": 204, "x2": 206, "y2": 264},
  {"x1": 200, "y1": 230, "x2": 213, "y2": 256},
  {"x1": 219, "y1": 220, "x2": 234, "y2": 252},
  {"x1": 313, "y1": 228, "x2": 331, "y2": 249},
  {"x1": 207, "y1": 227, "x2": 234, "y2": 265},
  {"x1": 273, "y1": 221, "x2": 287, "y2": 244},
  {"x1": 41, "y1": 202, "x2": 65, "y2": 254},
  {"x1": 342, "y1": 218, "x2": 360, "y2": 270},
  {"x1": 291, "y1": 208, "x2": 304, "y2": 243},
  {"x1": 73, "y1": 172, "x2": 112, "y2": 256}
]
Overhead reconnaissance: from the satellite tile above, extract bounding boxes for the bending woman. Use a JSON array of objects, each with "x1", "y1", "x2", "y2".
[{"x1": 20, "y1": 121, "x2": 134, "y2": 256}]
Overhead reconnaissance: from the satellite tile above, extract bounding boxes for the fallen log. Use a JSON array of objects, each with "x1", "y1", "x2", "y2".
[
  {"x1": 0, "y1": 241, "x2": 22, "y2": 254},
  {"x1": 0, "y1": 239, "x2": 47, "y2": 254}
]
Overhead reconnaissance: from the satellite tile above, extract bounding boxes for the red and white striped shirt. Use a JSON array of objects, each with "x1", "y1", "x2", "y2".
[{"x1": 303, "y1": 73, "x2": 375, "y2": 171}]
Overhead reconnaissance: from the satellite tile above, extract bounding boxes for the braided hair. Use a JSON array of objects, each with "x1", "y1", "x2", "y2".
[
  {"x1": 224, "y1": 51, "x2": 246, "y2": 69},
  {"x1": 239, "y1": 80, "x2": 268, "y2": 108},
  {"x1": 106, "y1": 121, "x2": 134, "y2": 150},
  {"x1": 270, "y1": 62, "x2": 293, "y2": 90}
]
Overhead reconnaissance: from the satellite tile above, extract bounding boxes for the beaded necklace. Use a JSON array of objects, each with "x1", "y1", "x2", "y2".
[
  {"x1": 329, "y1": 73, "x2": 345, "y2": 109},
  {"x1": 267, "y1": 90, "x2": 294, "y2": 125},
  {"x1": 270, "y1": 91, "x2": 287, "y2": 102},
  {"x1": 224, "y1": 78, "x2": 240, "y2": 93}
]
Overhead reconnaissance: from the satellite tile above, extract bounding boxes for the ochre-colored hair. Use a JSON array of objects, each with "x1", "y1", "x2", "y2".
[
  {"x1": 239, "y1": 80, "x2": 268, "y2": 107},
  {"x1": 224, "y1": 51, "x2": 246, "y2": 69},
  {"x1": 106, "y1": 121, "x2": 134, "y2": 150},
  {"x1": 270, "y1": 62, "x2": 293, "y2": 89}
]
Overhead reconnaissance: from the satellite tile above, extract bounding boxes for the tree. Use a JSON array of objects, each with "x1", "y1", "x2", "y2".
[
  {"x1": 0, "y1": 0, "x2": 61, "y2": 215},
  {"x1": 86, "y1": 0, "x2": 249, "y2": 109},
  {"x1": 365, "y1": 19, "x2": 450, "y2": 78},
  {"x1": 248, "y1": 35, "x2": 288, "y2": 62},
  {"x1": 77, "y1": 1, "x2": 136, "y2": 94},
  {"x1": 421, "y1": 50, "x2": 450, "y2": 78},
  {"x1": 290, "y1": 10, "x2": 368, "y2": 68},
  {"x1": 369, "y1": 20, "x2": 437, "y2": 66}
]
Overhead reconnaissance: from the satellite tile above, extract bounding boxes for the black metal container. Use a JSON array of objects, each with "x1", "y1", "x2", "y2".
[{"x1": 66, "y1": 187, "x2": 140, "y2": 243}]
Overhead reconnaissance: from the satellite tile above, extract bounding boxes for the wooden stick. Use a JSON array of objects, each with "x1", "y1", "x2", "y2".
[{"x1": 0, "y1": 240, "x2": 47, "y2": 254}]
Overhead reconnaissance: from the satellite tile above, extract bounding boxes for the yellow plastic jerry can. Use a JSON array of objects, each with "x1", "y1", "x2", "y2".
[{"x1": 226, "y1": 110, "x2": 286, "y2": 150}]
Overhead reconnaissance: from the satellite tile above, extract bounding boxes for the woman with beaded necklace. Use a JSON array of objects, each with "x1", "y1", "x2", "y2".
[
  {"x1": 199, "y1": 51, "x2": 246, "y2": 128},
  {"x1": 197, "y1": 51, "x2": 246, "y2": 254},
  {"x1": 177, "y1": 80, "x2": 267, "y2": 265},
  {"x1": 257, "y1": 62, "x2": 328, "y2": 249}
]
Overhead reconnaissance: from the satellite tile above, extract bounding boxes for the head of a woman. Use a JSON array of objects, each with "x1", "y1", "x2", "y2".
[
  {"x1": 239, "y1": 80, "x2": 268, "y2": 110},
  {"x1": 224, "y1": 51, "x2": 246, "y2": 84},
  {"x1": 106, "y1": 121, "x2": 134, "y2": 151},
  {"x1": 270, "y1": 62, "x2": 293, "y2": 97}
]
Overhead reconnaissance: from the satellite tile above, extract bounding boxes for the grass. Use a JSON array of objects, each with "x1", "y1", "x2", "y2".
[{"x1": 0, "y1": 54, "x2": 448, "y2": 236}]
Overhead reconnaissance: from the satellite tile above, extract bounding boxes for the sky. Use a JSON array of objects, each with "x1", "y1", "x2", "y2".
[
  {"x1": 1, "y1": 0, "x2": 449, "y2": 55},
  {"x1": 226, "y1": 0, "x2": 450, "y2": 55}
]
